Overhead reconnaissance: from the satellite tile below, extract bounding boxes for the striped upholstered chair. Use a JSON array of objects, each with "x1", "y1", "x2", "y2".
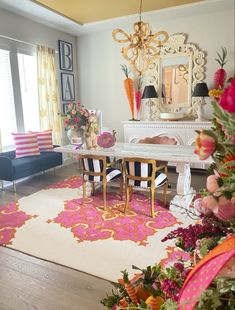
[
  {"x1": 80, "y1": 155, "x2": 123, "y2": 210},
  {"x1": 123, "y1": 158, "x2": 168, "y2": 218}
]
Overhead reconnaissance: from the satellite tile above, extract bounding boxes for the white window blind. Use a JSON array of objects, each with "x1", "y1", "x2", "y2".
[
  {"x1": 0, "y1": 49, "x2": 17, "y2": 149},
  {"x1": 18, "y1": 53, "x2": 39, "y2": 131},
  {"x1": 0, "y1": 40, "x2": 39, "y2": 151}
]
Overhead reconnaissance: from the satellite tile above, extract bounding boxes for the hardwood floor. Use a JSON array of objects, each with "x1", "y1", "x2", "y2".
[
  {"x1": 0, "y1": 247, "x2": 112, "y2": 310},
  {"x1": 0, "y1": 163, "x2": 207, "y2": 310}
]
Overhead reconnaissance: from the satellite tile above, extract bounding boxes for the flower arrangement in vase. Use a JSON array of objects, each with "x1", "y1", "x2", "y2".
[
  {"x1": 61, "y1": 102, "x2": 99, "y2": 148},
  {"x1": 62, "y1": 102, "x2": 90, "y2": 130},
  {"x1": 61, "y1": 102, "x2": 90, "y2": 143}
]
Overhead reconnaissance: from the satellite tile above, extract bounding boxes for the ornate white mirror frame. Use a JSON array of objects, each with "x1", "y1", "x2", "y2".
[{"x1": 146, "y1": 33, "x2": 207, "y2": 120}]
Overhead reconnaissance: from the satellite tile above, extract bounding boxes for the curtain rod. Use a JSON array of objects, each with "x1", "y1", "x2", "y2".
[{"x1": 0, "y1": 34, "x2": 58, "y2": 52}]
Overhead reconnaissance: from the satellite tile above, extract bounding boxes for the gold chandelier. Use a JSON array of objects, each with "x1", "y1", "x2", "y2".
[{"x1": 112, "y1": 0, "x2": 169, "y2": 76}]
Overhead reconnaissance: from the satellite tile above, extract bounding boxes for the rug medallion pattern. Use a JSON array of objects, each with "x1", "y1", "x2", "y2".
[
  {"x1": 160, "y1": 246, "x2": 191, "y2": 266},
  {"x1": 0, "y1": 202, "x2": 37, "y2": 245},
  {"x1": 48, "y1": 192, "x2": 182, "y2": 246}
]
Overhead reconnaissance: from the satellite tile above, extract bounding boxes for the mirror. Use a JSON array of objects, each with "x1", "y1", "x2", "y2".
[
  {"x1": 146, "y1": 33, "x2": 207, "y2": 120},
  {"x1": 160, "y1": 55, "x2": 190, "y2": 106}
]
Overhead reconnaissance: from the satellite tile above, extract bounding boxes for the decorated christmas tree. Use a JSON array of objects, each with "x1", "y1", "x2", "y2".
[{"x1": 100, "y1": 75, "x2": 235, "y2": 309}]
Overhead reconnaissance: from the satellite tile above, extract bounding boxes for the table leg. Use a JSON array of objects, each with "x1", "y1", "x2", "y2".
[{"x1": 170, "y1": 163, "x2": 195, "y2": 212}]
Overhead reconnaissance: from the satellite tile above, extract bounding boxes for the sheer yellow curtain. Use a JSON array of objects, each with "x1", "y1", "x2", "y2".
[{"x1": 37, "y1": 45, "x2": 63, "y2": 145}]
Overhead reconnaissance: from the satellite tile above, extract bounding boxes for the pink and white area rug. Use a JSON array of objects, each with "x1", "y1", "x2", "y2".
[{"x1": 0, "y1": 176, "x2": 192, "y2": 281}]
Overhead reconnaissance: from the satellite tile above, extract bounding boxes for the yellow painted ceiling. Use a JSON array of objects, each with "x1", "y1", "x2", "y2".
[{"x1": 33, "y1": 0, "x2": 204, "y2": 24}]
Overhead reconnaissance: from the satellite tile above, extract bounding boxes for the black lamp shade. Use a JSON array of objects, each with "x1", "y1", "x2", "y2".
[
  {"x1": 142, "y1": 85, "x2": 158, "y2": 99},
  {"x1": 192, "y1": 82, "x2": 209, "y2": 97}
]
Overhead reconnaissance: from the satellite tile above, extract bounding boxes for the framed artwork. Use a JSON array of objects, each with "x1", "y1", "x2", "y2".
[
  {"x1": 62, "y1": 103, "x2": 69, "y2": 114},
  {"x1": 58, "y1": 40, "x2": 73, "y2": 71},
  {"x1": 61, "y1": 73, "x2": 75, "y2": 101}
]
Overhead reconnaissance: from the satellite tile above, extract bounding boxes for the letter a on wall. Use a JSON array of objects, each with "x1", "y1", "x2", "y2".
[{"x1": 61, "y1": 73, "x2": 75, "y2": 101}]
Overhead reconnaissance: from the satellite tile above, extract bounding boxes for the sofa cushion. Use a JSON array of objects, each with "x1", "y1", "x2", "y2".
[
  {"x1": 11, "y1": 151, "x2": 62, "y2": 180},
  {"x1": 12, "y1": 133, "x2": 40, "y2": 158},
  {"x1": 30, "y1": 130, "x2": 54, "y2": 152}
]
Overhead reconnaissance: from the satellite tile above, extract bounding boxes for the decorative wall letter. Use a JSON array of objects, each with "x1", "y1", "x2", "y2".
[
  {"x1": 61, "y1": 73, "x2": 75, "y2": 101},
  {"x1": 58, "y1": 40, "x2": 73, "y2": 71}
]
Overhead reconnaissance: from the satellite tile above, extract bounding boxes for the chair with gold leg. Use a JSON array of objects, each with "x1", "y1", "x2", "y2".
[
  {"x1": 80, "y1": 155, "x2": 123, "y2": 210},
  {"x1": 123, "y1": 157, "x2": 168, "y2": 218}
]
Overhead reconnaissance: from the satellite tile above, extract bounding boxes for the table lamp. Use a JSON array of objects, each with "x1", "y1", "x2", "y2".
[
  {"x1": 192, "y1": 82, "x2": 209, "y2": 122},
  {"x1": 142, "y1": 85, "x2": 158, "y2": 121}
]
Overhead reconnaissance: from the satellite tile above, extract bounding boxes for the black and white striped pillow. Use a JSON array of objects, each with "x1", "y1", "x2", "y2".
[{"x1": 126, "y1": 161, "x2": 167, "y2": 188}]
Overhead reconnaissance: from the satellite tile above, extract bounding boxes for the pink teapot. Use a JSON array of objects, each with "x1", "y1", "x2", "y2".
[{"x1": 97, "y1": 130, "x2": 116, "y2": 148}]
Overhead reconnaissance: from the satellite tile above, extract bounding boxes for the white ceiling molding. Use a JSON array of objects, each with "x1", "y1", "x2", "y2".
[{"x1": 0, "y1": 0, "x2": 233, "y2": 36}]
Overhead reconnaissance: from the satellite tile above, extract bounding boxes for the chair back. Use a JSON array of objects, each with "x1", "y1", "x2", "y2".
[
  {"x1": 80, "y1": 155, "x2": 107, "y2": 182},
  {"x1": 124, "y1": 157, "x2": 156, "y2": 188}
]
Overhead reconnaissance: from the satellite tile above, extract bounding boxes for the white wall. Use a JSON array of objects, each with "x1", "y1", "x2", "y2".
[
  {"x1": 0, "y1": 8, "x2": 79, "y2": 110},
  {"x1": 77, "y1": 2, "x2": 235, "y2": 141}
]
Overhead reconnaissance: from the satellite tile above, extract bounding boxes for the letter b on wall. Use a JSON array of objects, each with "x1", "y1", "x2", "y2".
[{"x1": 58, "y1": 40, "x2": 73, "y2": 71}]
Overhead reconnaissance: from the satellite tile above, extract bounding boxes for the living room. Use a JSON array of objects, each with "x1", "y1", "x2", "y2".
[{"x1": 0, "y1": 0, "x2": 234, "y2": 309}]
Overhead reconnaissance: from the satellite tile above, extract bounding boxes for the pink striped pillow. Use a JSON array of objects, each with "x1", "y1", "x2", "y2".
[
  {"x1": 36, "y1": 130, "x2": 53, "y2": 152},
  {"x1": 12, "y1": 133, "x2": 40, "y2": 158}
]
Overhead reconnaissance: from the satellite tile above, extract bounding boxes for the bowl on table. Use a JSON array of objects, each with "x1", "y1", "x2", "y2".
[{"x1": 160, "y1": 112, "x2": 185, "y2": 121}]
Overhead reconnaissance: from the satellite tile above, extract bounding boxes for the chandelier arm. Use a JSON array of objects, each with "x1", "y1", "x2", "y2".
[
  {"x1": 144, "y1": 45, "x2": 160, "y2": 59},
  {"x1": 112, "y1": 29, "x2": 131, "y2": 43},
  {"x1": 122, "y1": 46, "x2": 138, "y2": 62},
  {"x1": 151, "y1": 31, "x2": 169, "y2": 46}
]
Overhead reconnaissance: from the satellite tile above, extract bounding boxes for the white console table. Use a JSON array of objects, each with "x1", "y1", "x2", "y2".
[{"x1": 122, "y1": 120, "x2": 212, "y2": 169}]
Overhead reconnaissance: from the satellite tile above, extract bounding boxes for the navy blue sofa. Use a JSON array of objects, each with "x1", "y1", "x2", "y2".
[{"x1": 0, "y1": 150, "x2": 63, "y2": 188}]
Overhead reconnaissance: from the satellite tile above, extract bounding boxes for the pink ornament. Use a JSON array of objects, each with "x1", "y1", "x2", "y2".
[
  {"x1": 194, "y1": 198, "x2": 213, "y2": 216},
  {"x1": 214, "y1": 196, "x2": 235, "y2": 221},
  {"x1": 97, "y1": 131, "x2": 116, "y2": 148},
  {"x1": 206, "y1": 175, "x2": 220, "y2": 193},
  {"x1": 201, "y1": 196, "x2": 218, "y2": 211}
]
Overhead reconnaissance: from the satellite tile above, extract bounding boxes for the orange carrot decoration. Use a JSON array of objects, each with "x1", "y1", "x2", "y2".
[
  {"x1": 148, "y1": 295, "x2": 164, "y2": 310},
  {"x1": 121, "y1": 64, "x2": 135, "y2": 120},
  {"x1": 118, "y1": 298, "x2": 129, "y2": 308},
  {"x1": 121, "y1": 270, "x2": 139, "y2": 305}
]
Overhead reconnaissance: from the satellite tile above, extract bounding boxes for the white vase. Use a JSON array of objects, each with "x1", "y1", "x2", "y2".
[{"x1": 67, "y1": 128, "x2": 84, "y2": 144}]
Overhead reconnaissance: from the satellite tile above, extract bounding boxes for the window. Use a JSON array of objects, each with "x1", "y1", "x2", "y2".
[
  {"x1": 0, "y1": 41, "x2": 39, "y2": 151},
  {"x1": 0, "y1": 49, "x2": 17, "y2": 149},
  {"x1": 18, "y1": 53, "x2": 39, "y2": 131}
]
